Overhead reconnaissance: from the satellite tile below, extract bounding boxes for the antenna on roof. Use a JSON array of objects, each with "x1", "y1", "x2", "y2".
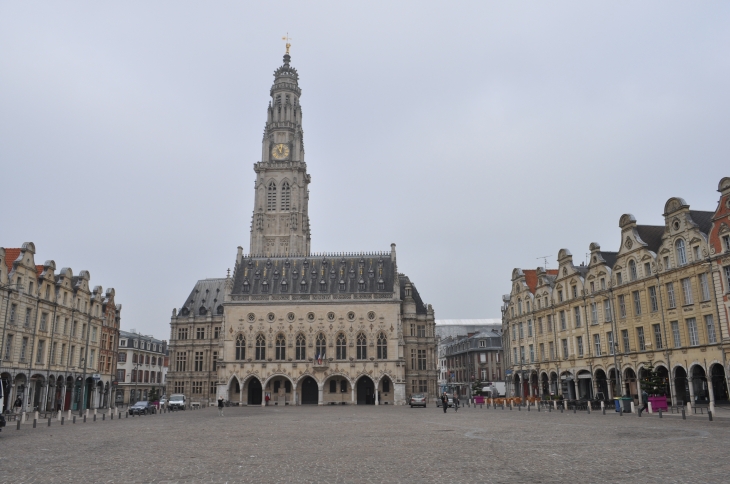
[{"x1": 537, "y1": 255, "x2": 551, "y2": 270}]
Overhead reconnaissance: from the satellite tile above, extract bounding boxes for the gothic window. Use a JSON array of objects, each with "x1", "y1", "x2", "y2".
[
  {"x1": 267, "y1": 181, "x2": 277, "y2": 211},
  {"x1": 235, "y1": 335, "x2": 246, "y2": 360},
  {"x1": 377, "y1": 332, "x2": 387, "y2": 359},
  {"x1": 336, "y1": 333, "x2": 347, "y2": 360},
  {"x1": 315, "y1": 333, "x2": 326, "y2": 358},
  {"x1": 255, "y1": 334, "x2": 266, "y2": 360},
  {"x1": 275, "y1": 334, "x2": 286, "y2": 360},
  {"x1": 280, "y1": 182, "x2": 291, "y2": 211},
  {"x1": 295, "y1": 334, "x2": 306, "y2": 360},
  {"x1": 356, "y1": 333, "x2": 367, "y2": 360},
  {"x1": 676, "y1": 239, "x2": 687, "y2": 266}
]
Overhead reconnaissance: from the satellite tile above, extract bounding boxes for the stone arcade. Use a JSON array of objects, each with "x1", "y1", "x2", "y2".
[{"x1": 166, "y1": 49, "x2": 437, "y2": 406}]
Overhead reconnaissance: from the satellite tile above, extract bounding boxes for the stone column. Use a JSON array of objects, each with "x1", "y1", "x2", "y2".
[
  {"x1": 687, "y1": 377, "x2": 695, "y2": 405},
  {"x1": 374, "y1": 389, "x2": 379, "y2": 405},
  {"x1": 319, "y1": 385, "x2": 324, "y2": 406},
  {"x1": 607, "y1": 379, "x2": 614, "y2": 399},
  {"x1": 351, "y1": 386, "x2": 355, "y2": 405}
]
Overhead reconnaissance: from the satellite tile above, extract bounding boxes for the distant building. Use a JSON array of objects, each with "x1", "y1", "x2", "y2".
[
  {"x1": 1, "y1": 242, "x2": 121, "y2": 414},
  {"x1": 436, "y1": 320, "x2": 503, "y2": 397},
  {"x1": 116, "y1": 330, "x2": 168, "y2": 405},
  {"x1": 503, "y1": 177, "x2": 730, "y2": 411}
]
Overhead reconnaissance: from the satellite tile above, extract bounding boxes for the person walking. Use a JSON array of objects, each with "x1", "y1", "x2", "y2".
[
  {"x1": 14, "y1": 396, "x2": 22, "y2": 414},
  {"x1": 637, "y1": 390, "x2": 649, "y2": 416},
  {"x1": 217, "y1": 396, "x2": 225, "y2": 417},
  {"x1": 454, "y1": 394, "x2": 460, "y2": 412},
  {"x1": 441, "y1": 392, "x2": 448, "y2": 413}
]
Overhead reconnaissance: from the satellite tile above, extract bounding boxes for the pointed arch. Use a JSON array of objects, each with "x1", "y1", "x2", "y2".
[
  {"x1": 376, "y1": 332, "x2": 387, "y2": 359},
  {"x1": 235, "y1": 333, "x2": 246, "y2": 360},
  {"x1": 336, "y1": 333, "x2": 347, "y2": 360},
  {"x1": 267, "y1": 181, "x2": 277, "y2": 211},
  {"x1": 295, "y1": 333, "x2": 306, "y2": 361},
  {"x1": 255, "y1": 333, "x2": 266, "y2": 360},
  {"x1": 280, "y1": 181, "x2": 291, "y2": 211},
  {"x1": 275, "y1": 333, "x2": 286, "y2": 360},
  {"x1": 356, "y1": 332, "x2": 367, "y2": 360}
]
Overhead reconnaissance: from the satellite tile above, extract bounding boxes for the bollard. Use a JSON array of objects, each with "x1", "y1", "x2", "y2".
[
  {"x1": 587, "y1": 406, "x2": 590, "y2": 414},
  {"x1": 560, "y1": 407, "x2": 563, "y2": 413},
  {"x1": 33, "y1": 418, "x2": 37, "y2": 428},
  {"x1": 518, "y1": 405, "x2": 521, "y2": 411},
  {"x1": 659, "y1": 409, "x2": 662, "y2": 418},
  {"x1": 111, "y1": 413, "x2": 114, "y2": 420},
  {"x1": 16, "y1": 420, "x2": 21, "y2": 430},
  {"x1": 602, "y1": 407, "x2": 605, "y2": 415},
  {"x1": 48, "y1": 417, "x2": 51, "y2": 427},
  {"x1": 708, "y1": 411, "x2": 713, "y2": 422},
  {"x1": 502, "y1": 404, "x2": 505, "y2": 410},
  {"x1": 126, "y1": 412, "x2": 128, "y2": 418},
  {"x1": 638, "y1": 409, "x2": 641, "y2": 417},
  {"x1": 619, "y1": 407, "x2": 623, "y2": 416},
  {"x1": 682, "y1": 409, "x2": 686, "y2": 420},
  {"x1": 549, "y1": 405, "x2": 551, "y2": 412},
  {"x1": 528, "y1": 404, "x2": 530, "y2": 412},
  {"x1": 573, "y1": 407, "x2": 576, "y2": 414},
  {"x1": 83, "y1": 415, "x2": 86, "y2": 423},
  {"x1": 62, "y1": 417, "x2": 65, "y2": 425},
  {"x1": 93, "y1": 414, "x2": 97, "y2": 422},
  {"x1": 103, "y1": 414, "x2": 105, "y2": 421},
  {"x1": 73, "y1": 416, "x2": 76, "y2": 424}
]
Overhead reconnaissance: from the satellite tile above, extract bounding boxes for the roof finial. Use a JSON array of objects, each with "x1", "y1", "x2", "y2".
[{"x1": 282, "y1": 33, "x2": 292, "y2": 55}]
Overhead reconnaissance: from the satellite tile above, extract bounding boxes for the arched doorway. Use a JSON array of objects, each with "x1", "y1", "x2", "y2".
[
  {"x1": 512, "y1": 374, "x2": 521, "y2": 397},
  {"x1": 594, "y1": 369, "x2": 608, "y2": 400},
  {"x1": 356, "y1": 376, "x2": 375, "y2": 405},
  {"x1": 576, "y1": 370, "x2": 592, "y2": 399},
  {"x1": 710, "y1": 364, "x2": 728, "y2": 403},
  {"x1": 300, "y1": 377, "x2": 318, "y2": 404},
  {"x1": 530, "y1": 373, "x2": 539, "y2": 397},
  {"x1": 549, "y1": 372, "x2": 558, "y2": 396},
  {"x1": 623, "y1": 368, "x2": 637, "y2": 398},
  {"x1": 31, "y1": 375, "x2": 45, "y2": 410},
  {"x1": 378, "y1": 376, "x2": 394, "y2": 405},
  {"x1": 692, "y1": 365, "x2": 709, "y2": 403},
  {"x1": 674, "y1": 367, "x2": 688, "y2": 405},
  {"x1": 84, "y1": 377, "x2": 94, "y2": 410},
  {"x1": 229, "y1": 378, "x2": 241, "y2": 402},
  {"x1": 247, "y1": 377, "x2": 262, "y2": 405},
  {"x1": 560, "y1": 372, "x2": 575, "y2": 400}
]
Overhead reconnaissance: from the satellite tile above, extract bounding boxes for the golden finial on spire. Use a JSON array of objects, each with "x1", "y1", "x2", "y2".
[{"x1": 282, "y1": 33, "x2": 292, "y2": 55}]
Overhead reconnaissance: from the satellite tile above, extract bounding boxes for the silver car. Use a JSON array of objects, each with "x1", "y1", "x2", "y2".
[{"x1": 409, "y1": 393, "x2": 427, "y2": 408}]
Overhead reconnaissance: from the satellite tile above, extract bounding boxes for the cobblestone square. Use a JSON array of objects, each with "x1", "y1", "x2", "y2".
[{"x1": 2, "y1": 405, "x2": 730, "y2": 483}]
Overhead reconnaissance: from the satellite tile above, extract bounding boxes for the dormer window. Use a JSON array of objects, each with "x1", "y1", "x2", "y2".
[
  {"x1": 199, "y1": 306, "x2": 207, "y2": 316},
  {"x1": 261, "y1": 280, "x2": 269, "y2": 293},
  {"x1": 339, "y1": 280, "x2": 346, "y2": 291},
  {"x1": 378, "y1": 278, "x2": 385, "y2": 290},
  {"x1": 644, "y1": 262, "x2": 652, "y2": 277},
  {"x1": 572, "y1": 286, "x2": 578, "y2": 299},
  {"x1": 693, "y1": 246, "x2": 701, "y2": 261},
  {"x1": 558, "y1": 290, "x2": 563, "y2": 302},
  {"x1": 300, "y1": 279, "x2": 307, "y2": 290},
  {"x1": 243, "y1": 280, "x2": 250, "y2": 293},
  {"x1": 590, "y1": 282, "x2": 595, "y2": 293},
  {"x1": 676, "y1": 239, "x2": 687, "y2": 266},
  {"x1": 281, "y1": 280, "x2": 288, "y2": 292},
  {"x1": 319, "y1": 280, "x2": 327, "y2": 291},
  {"x1": 629, "y1": 260, "x2": 637, "y2": 281},
  {"x1": 617, "y1": 273, "x2": 623, "y2": 285},
  {"x1": 358, "y1": 279, "x2": 365, "y2": 290}
]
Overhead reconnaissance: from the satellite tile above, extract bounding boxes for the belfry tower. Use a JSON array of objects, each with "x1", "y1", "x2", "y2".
[{"x1": 249, "y1": 46, "x2": 311, "y2": 256}]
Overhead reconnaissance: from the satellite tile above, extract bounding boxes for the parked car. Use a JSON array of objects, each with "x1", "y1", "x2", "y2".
[
  {"x1": 128, "y1": 401, "x2": 154, "y2": 415},
  {"x1": 168, "y1": 393, "x2": 186, "y2": 410},
  {"x1": 409, "y1": 393, "x2": 427, "y2": 408},
  {"x1": 436, "y1": 393, "x2": 454, "y2": 408}
]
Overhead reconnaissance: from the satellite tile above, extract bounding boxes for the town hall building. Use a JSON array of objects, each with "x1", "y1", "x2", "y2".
[{"x1": 166, "y1": 47, "x2": 437, "y2": 406}]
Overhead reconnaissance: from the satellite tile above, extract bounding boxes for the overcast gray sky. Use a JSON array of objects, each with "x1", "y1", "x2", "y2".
[{"x1": 1, "y1": 2, "x2": 728, "y2": 339}]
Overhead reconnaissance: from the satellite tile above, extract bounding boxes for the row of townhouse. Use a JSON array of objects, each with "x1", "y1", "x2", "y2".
[
  {"x1": 440, "y1": 328, "x2": 503, "y2": 398},
  {"x1": 115, "y1": 330, "x2": 168, "y2": 405},
  {"x1": 1, "y1": 242, "x2": 121, "y2": 414},
  {"x1": 502, "y1": 177, "x2": 730, "y2": 411}
]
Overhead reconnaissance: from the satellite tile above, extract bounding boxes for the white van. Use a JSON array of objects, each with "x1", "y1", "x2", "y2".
[{"x1": 169, "y1": 393, "x2": 186, "y2": 410}]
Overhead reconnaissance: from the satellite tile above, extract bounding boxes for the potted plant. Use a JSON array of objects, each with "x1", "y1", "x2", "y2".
[{"x1": 640, "y1": 363, "x2": 668, "y2": 412}]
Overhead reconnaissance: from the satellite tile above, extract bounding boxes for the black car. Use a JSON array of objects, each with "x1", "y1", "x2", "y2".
[{"x1": 128, "y1": 401, "x2": 154, "y2": 415}]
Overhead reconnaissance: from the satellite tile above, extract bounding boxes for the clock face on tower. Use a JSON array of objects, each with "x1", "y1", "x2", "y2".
[{"x1": 272, "y1": 143, "x2": 290, "y2": 160}]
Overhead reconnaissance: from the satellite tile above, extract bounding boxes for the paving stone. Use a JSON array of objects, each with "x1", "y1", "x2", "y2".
[{"x1": 1, "y1": 405, "x2": 729, "y2": 483}]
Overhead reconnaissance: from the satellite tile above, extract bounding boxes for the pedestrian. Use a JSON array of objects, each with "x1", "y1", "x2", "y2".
[
  {"x1": 265, "y1": 394, "x2": 270, "y2": 406},
  {"x1": 14, "y1": 396, "x2": 22, "y2": 414},
  {"x1": 441, "y1": 392, "x2": 448, "y2": 413},
  {"x1": 454, "y1": 394, "x2": 460, "y2": 412},
  {"x1": 217, "y1": 396, "x2": 224, "y2": 417},
  {"x1": 638, "y1": 390, "x2": 649, "y2": 416}
]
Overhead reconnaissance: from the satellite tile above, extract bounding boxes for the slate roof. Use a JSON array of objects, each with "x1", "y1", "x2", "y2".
[
  {"x1": 231, "y1": 254, "x2": 395, "y2": 297},
  {"x1": 436, "y1": 324, "x2": 502, "y2": 340},
  {"x1": 635, "y1": 225, "x2": 665, "y2": 253},
  {"x1": 689, "y1": 210, "x2": 714, "y2": 234},
  {"x1": 180, "y1": 278, "x2": 227, "y2": 317},
  {"x1": 600, "y1": 251, "x2": 618, "y2": 268},
  {"x1": 399, "y1": 274, "x2": 428, "y2": 314}
]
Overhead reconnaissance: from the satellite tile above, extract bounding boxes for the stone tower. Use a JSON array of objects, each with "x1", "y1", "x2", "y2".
[{"x1": 249, "y1": 50, "x2": 311, "y2": 256}]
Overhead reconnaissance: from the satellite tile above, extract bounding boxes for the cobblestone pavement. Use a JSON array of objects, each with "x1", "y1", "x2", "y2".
[{"x1": 2, "y1": 404, "x2": 730, "y2": 483}]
